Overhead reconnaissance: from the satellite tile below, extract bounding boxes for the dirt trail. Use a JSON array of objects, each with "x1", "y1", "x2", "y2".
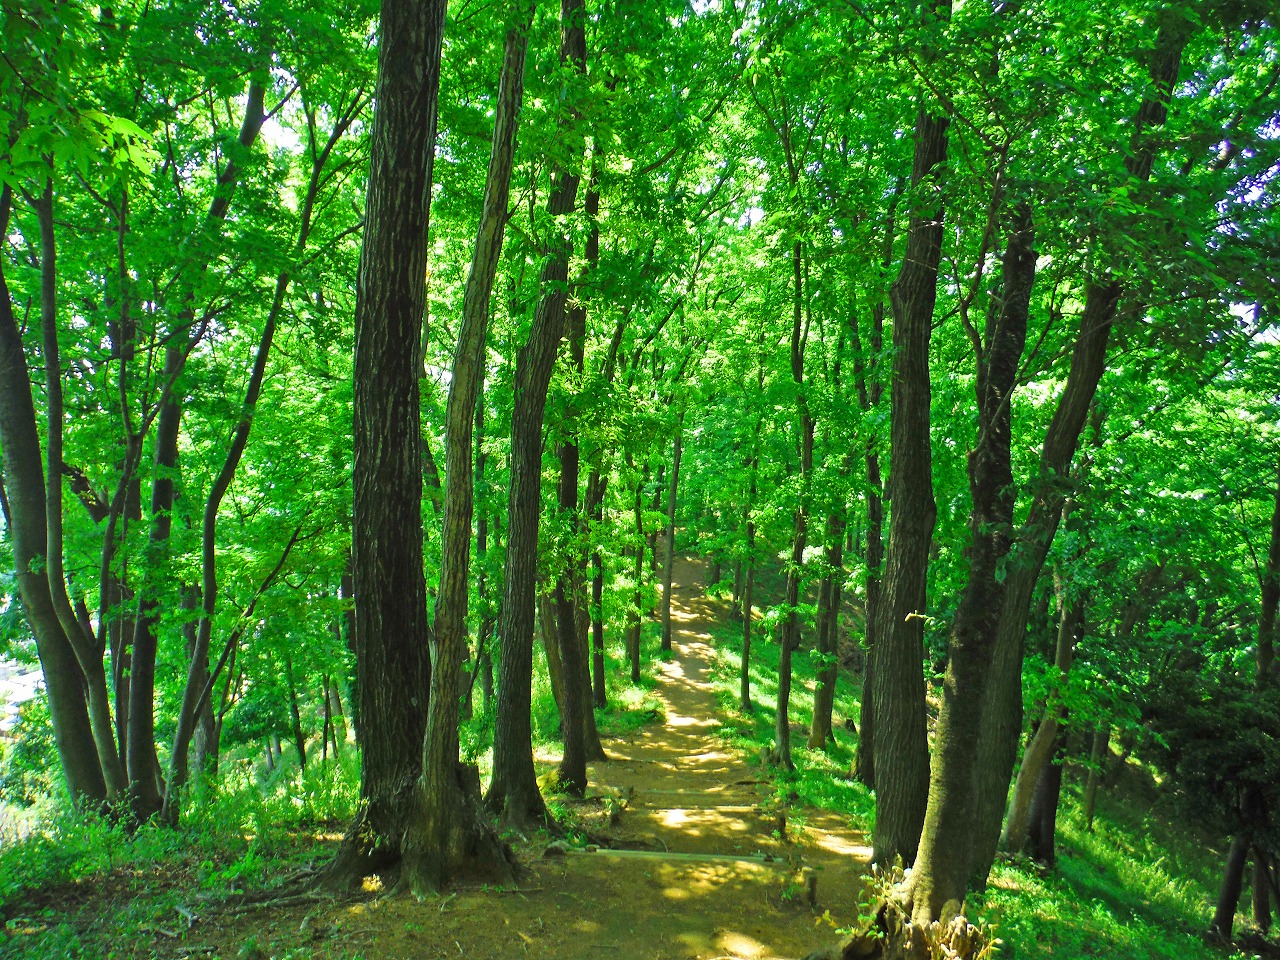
[{"x1": 146, "y1": 558, "x2": 870, "y2": 960}]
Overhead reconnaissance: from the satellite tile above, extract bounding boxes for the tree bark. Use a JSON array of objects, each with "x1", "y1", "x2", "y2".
[
  {"x1": 869, "y1": 64, "x2": 949, "y2": 868},
  {"x1": 128, "y1": 342, "x2": 184, "y2": 819},
  {"x1": 1083, "y1": 725, "x2": 1108, "y2": 830},
  {"x1": 1212, "y1": 835, "x2": 1250, "y2": 941},
  {"x1": 487, "y1": 0, "x2": 588, "y2": 831},
  {"x1": 851, "y1": 181, "x2": 895, "y2": 790},
  {"x1": 1025, "y1": 725, "x2": 1066, "y2": 866},
  {"x1": 407, "y1": 0, "x2": 529, "y2": 892},
  {"x1": 323, "y1": 0, "x2": 446, "y2": 885}
]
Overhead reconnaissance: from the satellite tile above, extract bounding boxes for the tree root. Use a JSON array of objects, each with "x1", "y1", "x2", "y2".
[{"x1": 802, "y1": 867, "x2": 998, "y2": 960}]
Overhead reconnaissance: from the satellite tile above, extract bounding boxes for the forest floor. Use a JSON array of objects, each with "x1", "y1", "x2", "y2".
[{"x1": 17, "y1": 557, "x2": 868, "y2": 960}]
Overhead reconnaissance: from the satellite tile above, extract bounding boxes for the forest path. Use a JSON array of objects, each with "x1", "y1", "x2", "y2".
[
  {"x1": 161, "y1": 558, "x2": 869, "y2": 960},
  {"x1": 520, "y1": 555, "x2": 873, "y2": 960}
]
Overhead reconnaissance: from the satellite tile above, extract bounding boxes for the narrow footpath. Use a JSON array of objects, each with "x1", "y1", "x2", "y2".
[{"x1": 174, "y1": 559, "x2": 871, "y2": 960}]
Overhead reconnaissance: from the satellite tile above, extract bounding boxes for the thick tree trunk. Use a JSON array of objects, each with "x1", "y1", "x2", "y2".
[
  {"x1": 851, "y1": 181, "x2": 895, "y2": 791},
  {"x1": 323, "y1": 0, "x2": 446, "y2": 885},
  {"x1": 1025, "y1": 727, "x2": 1066, "y2": 866},
  {"x1": 869, "y1": 85, "x2": 949, "y2": 868},
  {"x1": 968, "y1": 13, "x2": 1194, "y2": 884},
  {"x1": 1212, "y1": 835, "x2": 1250, "y2": 941},
  {"x1": 660, "y1": 428, "x2": 683, "y2": 653},
  {"x1": 906, "y1": 201, "x2": 1034, "y2": 921},
  {"x1": 487, "y1": 0, "x2": 588, "y2": 831}
]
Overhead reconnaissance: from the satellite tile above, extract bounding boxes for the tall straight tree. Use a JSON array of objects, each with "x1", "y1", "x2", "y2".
[
  {"x1": 487, "y1": 0, "x2": 588, "y2": 830},
  {"x1": 968, "y1": 6, "x2": 1196, "y2": 882},
  {"x1": 411, "y1": 0, "x2": 532, "y2": 891},
  {"x1": 327, "y1": 0, "x2": 446, "y2": 885},
  {"x1": 906, "y1": 200, "x2": 1035, "y2": 922},
  {"x1": 0, "y1": 185, "x2": 106, "y2": 806},
  {"x1": 869, "y1": 0, "x2": 951, "y2": 866}
]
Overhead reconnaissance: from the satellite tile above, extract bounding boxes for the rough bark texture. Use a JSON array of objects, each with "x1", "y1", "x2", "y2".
[
  {"x1": 869, "y1": 83, "x2": 949, "y2": 868},
  {"x1": 906, "y1": 200, "x2": 1034, "y2": 921},
  {"x1": 409, "y1": 2, "x2": 530, "y2": 892},
  {"x1": 968, "y1": 13, "x2": 1193, "y2": 883},
  {"x1": 325, "y1": 0, "x2": 446, "y2": 883},
  {"x1": 487, "y1": 0, "x2": 588, "y2": 831}
]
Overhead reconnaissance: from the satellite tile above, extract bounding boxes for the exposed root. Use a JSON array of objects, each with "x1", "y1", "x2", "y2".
[{"x1": 802, "y1": 865, "x2": 999, "y2": 960}]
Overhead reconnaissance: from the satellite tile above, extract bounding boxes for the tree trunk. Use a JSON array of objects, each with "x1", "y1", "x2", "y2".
[
  {"x1": 1083, "y1": 725, "x2": 1108, "y2": 830},
  {"x1": 285, "y1": 655, "x2": 308, "y2": 770},
  {"x1": 627, "y1": 458, "x2": 645, "y2": 683},
  {"x1": 660, "y1": 428, "x2": 683, "y2": 653},
  {"x1": 34, "y1": 183, "x2": 128, "y2": 804},
  {"x1": 540, "y1": 592, "x2": 567, "y2": 729},
  {"x1": 968, "y1": 13, "x2": 1194, "y2": 885},
  {"x1": 487, "y1": 0, "x2": 588, "y2": 831},
  {"x1": 1003, "y1": 566, "x2": 1081, "y2": 853},
  {"x1": 406, "y1": 0, "x2": 529, "y2": 892},
  {"x1": 1212, "y1": 835, "x2": 1250, "y2": 941},
  {"x1": 906, "y1": 200, "x2": 1034, "y2": 921},
  {"x1": 128, "y1": 342, "x2": 184, "y2": 819},
  {"x1": 850, "y1": 179, "x2": 895, "y2": 792},
  {"x1": 0, "y1": 186, "x2": 106, "y2": 806},
  {"x1": 740, "y1": 469, "x2": 758, "y2": 713},
  {"x1": 809, "y1": 515, "x2": 844, "y2": 749},
  {"x1": 775, "y1": 241, "x2": 814, "y2": 773},
  {"x1": 869, "y1": 80, "x2": 949, "y2": 870},
  {"x1": 323, "y1": 0, "x2": 446, "y2": 885},
  {"x1": 1025, "y1": 727, "x2": 1066, "y2": 866},
  {"x1": 185, "y1": 588, "x2": 218, "y2": 781},
  {"x1": 588, "y1": 469, "x2": 608, "y2": 707}
]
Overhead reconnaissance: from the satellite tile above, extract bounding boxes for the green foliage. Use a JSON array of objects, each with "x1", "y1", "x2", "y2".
[{"x1": 0, "y1": 700, "x2": 59, "y2": 807}]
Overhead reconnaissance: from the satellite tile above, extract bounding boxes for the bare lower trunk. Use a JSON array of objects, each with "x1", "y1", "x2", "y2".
[
  {"x1": 323, "y1": 0, "x2": 445, "y2": 886},
  {"x1": 0, "y1": 187, "x2": 106, "y2": 805},
  {"x1": 660, "y1": 430, "x2": 683, "y2": 653},
  {"x1": 1212, "y1": 835, "x2": 1249, "y2": 941},
  {"x1": 487, "y1": 0, "x2": 588, "y2": 831},
  {"x1": 869, "y1": 89, "x2": 947, "y2": 868}
]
